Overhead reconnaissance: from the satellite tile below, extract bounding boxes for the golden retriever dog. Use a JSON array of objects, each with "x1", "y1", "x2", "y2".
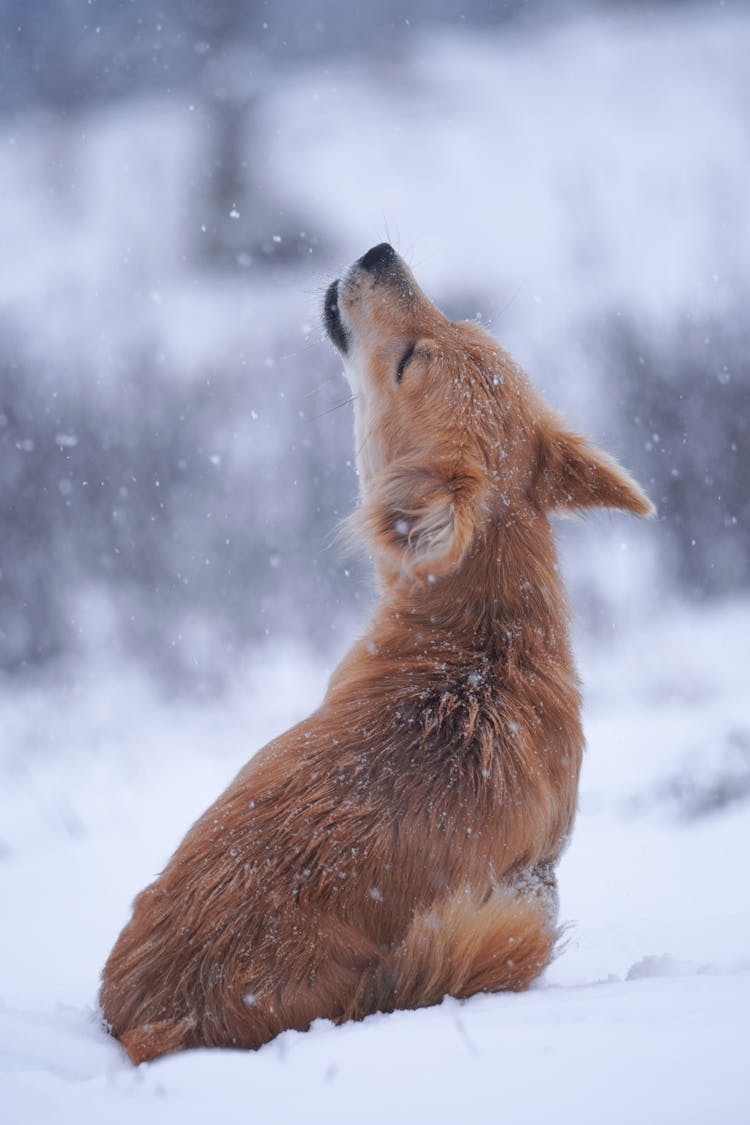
[{"x1": 100, "y1": 243, "x2": 653, "y2": 1063}]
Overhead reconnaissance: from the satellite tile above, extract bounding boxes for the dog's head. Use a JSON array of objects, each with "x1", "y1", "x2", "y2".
[{"x1": 325, "y1": 243, "x2": 653, "y2": 582}]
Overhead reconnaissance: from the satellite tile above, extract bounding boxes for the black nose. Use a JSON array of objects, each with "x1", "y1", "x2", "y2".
[{"x1": 357, "y1": 242, "x2": 398, "y2": 274}]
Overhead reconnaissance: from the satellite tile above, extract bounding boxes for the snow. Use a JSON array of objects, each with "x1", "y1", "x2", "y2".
[
  {"x1": 2, "y1": 601, "x2": 749, "y2": 1123},
  {"x1": 3, "y1": 5, "x2": 748, "y2": 415},
  {"x1": 258, "y1": 4, "x2": 750, "y2": 406}
]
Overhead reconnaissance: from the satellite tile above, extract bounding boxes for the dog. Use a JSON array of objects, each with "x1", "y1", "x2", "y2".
[{"x1": 100, "y1": 242, "x2": 653, "y2": 1063}]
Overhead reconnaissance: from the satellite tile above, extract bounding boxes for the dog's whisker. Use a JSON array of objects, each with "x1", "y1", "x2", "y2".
[
  {"x1": 306, "y1": 394, "x2": 358, "y2": 421},
  {"x1": 493, "y1": 282, "x2": 525, "y2": 323},
  {"x1": 276, "y1": 339, "x2": 324, "y2": 362},
  {"x1": 355, "y1": 425, "x2": 375, "y2": 460},
  {"x1": 303, "y1": 377, "x2": 342, "y2": 399}
]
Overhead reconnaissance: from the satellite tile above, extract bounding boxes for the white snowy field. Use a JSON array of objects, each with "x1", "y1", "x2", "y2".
[{"x1": 1, "y1": 598, "x2": 749, "y2": 1124}]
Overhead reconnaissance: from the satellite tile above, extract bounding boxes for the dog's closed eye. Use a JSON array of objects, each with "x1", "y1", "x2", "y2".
[
  {"x1": 396, "y1": 342, "x2": 437, "y2": 385},
  {"x1": 396, "y1": 343, "x2": 416, "y2": 384}
]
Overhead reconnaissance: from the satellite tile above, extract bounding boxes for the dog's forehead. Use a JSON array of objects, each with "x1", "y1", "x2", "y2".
[{"x1": 343, "y1": 262, "x2": 524, "y2": 405}]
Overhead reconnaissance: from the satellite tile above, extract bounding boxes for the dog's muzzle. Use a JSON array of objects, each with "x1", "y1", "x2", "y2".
[{"x1": 324, "y1": 244, "x2": 403, "y2": 355}]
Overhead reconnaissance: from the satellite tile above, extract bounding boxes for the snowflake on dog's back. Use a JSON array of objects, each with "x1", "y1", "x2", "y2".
[{"x1": 398, "y1": 679, "x2": 509, "y2": 789}]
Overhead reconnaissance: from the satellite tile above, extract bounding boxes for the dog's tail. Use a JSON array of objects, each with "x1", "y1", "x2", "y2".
[
  {"x1": 112, "y1": 1017, "x2": 195, "y2": 1064},
  {"x1": 352, "y1": 885, "x2": 558, "y2": 1017}
]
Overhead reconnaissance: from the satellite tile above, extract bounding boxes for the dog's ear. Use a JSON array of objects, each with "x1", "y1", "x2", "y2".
[
  {"x1": 355, "y1": 462, "x2": 483, "y2": 579},
  {"x1": 535, "y1": 416, "x2": 654, "y2": 517}
]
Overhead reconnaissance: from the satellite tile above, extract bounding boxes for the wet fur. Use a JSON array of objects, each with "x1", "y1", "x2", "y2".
[{"x1": 100, "y1": 246, "x2": 652, "y2": 1062}]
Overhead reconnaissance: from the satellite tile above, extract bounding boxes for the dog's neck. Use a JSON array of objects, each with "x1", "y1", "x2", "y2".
[
  {"x1": 389, "y1": 515, "x2": 567, "y2": 654},
  {"x1": 328, "y1": 512, "x2": 574, "y2": 703}
]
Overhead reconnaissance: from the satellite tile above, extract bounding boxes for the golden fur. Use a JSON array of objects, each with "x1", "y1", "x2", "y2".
[{"x1": 100, "y1": 244, "x2": 653, "y2": 1063}]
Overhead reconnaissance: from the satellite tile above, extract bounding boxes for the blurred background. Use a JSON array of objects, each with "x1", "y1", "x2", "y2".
[{"x1": 1, "y1": 0, "x2": 748, "y2": 693}]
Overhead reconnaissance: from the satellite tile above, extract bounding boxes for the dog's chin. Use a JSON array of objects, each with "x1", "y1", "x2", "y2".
[
  {"x1": 342, "y1": 348, "x2": 367, "y2": 398},
  {"x1": 324, "y1": 280, "x2": 350, "y2": 356}
]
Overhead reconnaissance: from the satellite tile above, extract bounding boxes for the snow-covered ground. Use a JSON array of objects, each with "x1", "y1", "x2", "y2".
[{"x1": 2, "y1": 598, "x2": 748, "y2": 1123}]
